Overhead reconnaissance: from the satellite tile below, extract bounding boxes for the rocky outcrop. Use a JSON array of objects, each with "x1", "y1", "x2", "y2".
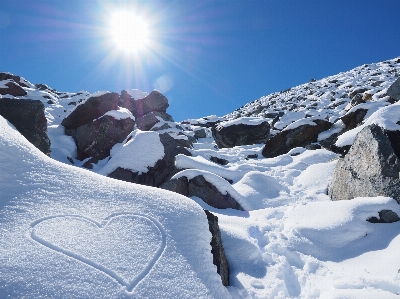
[
  {"x1": 75, "y1": 115, "x2": 135, "y2": 161},
  {"x1": 204, "y1": 210, "x2": 229, "y2": 286},
  {"x1": 161, "y1": 175, "x2": 244, "y2": 210},
  {"x1": 212, "y1": 119, "x2": 270, "y2": 148},
  {"x1": 61, "y1": 92, "x2": 120, "y2": 131},
  {"x1": 120, "y1": 90, "x2": 173, "y2": 131},
  {"x1": 0, "y1": 81, "x2": 27, "y2": 97},
  {"x1": 136, "y1": 111, "x2": 174, "y2": 131},
  {"x1": 387, "y1": 77, "x2": 400, "y2": 101},
  {"x1": 328, "y1": 125, "x2": 400, "y2": 202},
  {"x1": 0, "y1": 98, "x2": 50, "y2": 155},
  {"x1": 367, "y1": 209, "x2": 400, "y2": 223},
  {"x1": 108, "y1": 133, "x2": 191, "y2": 187},
  {"x1": 262, "y1": 119, "x2": 332, "y2": 158},
  {"x1": 340, "y1": 108, "x2": 368, "y2": 130}
]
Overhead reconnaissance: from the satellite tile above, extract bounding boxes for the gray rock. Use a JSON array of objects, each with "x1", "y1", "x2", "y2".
[
  {"x1": 61, "y1": 92, "x2": 120, "y2": 130},
  {"x1": 136, "y1": 111, "x2": 174, "y2": 131},
  {"x1": 161, "y1": 174, "x2": 243, "y2": 210},
  {"x1": 367, "y1": 210, "x2": 400, "y2": 223},
  {"x1": 0, "y1": 98, "x2": 50, "y2": 155},
  {"x1": 0, "y1": 81, "x2": 27, "y2": 97},
  {"x1": 341, "y1": 108, "x2": 368, "y2": 130},
  {"x1": 136, "y1": 90, "x2": 169, "y2": 116},
  {"x1": 388, "y1": 77, "x2": 400, "y2": 101},
  {"x1": 328, "y1": 125, "x2": 400, "y2": 202},
  {"x1": 188, "y1": 176, "x2": 243, "y2": 210},
  {"x1": 346, "y1": 94, "x2": 365, "y2": 110},
  {"x1": 194, "y1": 128, "x2": 207, "y2": 139},
  {"x1": 262, "y1": 119, "x2": 332, "y2": 158},
  {"x1": 212, "y1": 119, "x2": 270, "y2": 148},
  {"x1": 75, "y1": 115, "x2": 135, "y2": 161},
  {"x1": 204, "y1": 210, "x2": 230, "y2": 286}
]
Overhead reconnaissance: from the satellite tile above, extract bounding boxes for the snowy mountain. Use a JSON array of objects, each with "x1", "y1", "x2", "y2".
[{"x1": 1, "y1": 57, "x2": 400, "y2": 298}]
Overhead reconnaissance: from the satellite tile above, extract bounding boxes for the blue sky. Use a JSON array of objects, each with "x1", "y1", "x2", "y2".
[{"x1": 1, "y1": 0, "x2": 400, "y2": 121}]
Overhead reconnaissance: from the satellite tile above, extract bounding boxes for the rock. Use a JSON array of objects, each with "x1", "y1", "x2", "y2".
[
  {"x1": 136, "y1": 90, "x2": 169, "y2": 117},
  {"x1": 75, "y1": 115, "x2": 135, "y2": 161},
  {"x1": 262, "y1": 119, "x2": 332, "y2": 158},
  {"x1": 388, "y1": 77, "x2": 400, "y2": 101},
  {"x1": 61, "y1": 92, "x2": 120, "y2": 130},
  {"x1": 159, "y1": 176, "x2": 189, "y2": 195},
  {"x1": 194, "y1": 128, "x2": 207, "y2": 139},
  {"x1": 328, "y1": 125, "x2": 400, "y2": 202},
  {"x1": 136, "y1": 111, "x2": 174, "y2": 131},
  {"x1": 189, "y1": 176, "x2": 243, "y2": 210},
  {"x1": 362, "y1": 93, "x2": 373, "y2": 101},
  {"x1": 367, "y1": 210, "x2": 400, "y2": 223},
  {"x1": 341, "y1": 108, "x2": 368, "y2": 130},
  {"x1": 345, "y1": 94, "x2": 365, "y2": 110},
  {"x1": 349, "y1": 88, "x2": 369, "y2": 99},
  {"x1": 0, "y1": 98, "x2": 50, "y2": 155},
  {"x1": 161, "y1": 174, "x2": 243, "y2": 210},
  {"x1": 0, "y1": 73, "x2": 30, "y2": 88},
  {"x1": 0, "y1": 81, "x2": 27, "y2": 97},
  {"x1": 119, "y1": 90, "x2": 136, "y2": 115},
  {"x1": 210, "y1": 156, "x2": 229, "y2": 165},
  {"x1": 108, "y1": 132, "x2": 191, "y2": 187},
  {"x1": 211, "y1": 119, "x2": 270, "y2": 148},
  {"x1": 204, "y1": 210, "x2": 230, "y2": 286}
]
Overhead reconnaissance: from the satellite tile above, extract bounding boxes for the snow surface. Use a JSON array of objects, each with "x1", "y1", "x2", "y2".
[
  {"x1": 99, "y1": 107, "x2": 135, "y2": 121},
  {"x1": 0, "y1": 116, "x2": 230, "y2": 298},
  {"x1": 218, "y1": 117, "x2": 268, "y2": 128},
  {"x1": 2, "y1": 57, "x2": 400, "y2": 298}
]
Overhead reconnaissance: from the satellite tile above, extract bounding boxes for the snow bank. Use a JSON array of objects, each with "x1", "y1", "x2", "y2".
[
  {"x1": 0, "y1": 116, "x2": 230, "y2": 298},
  {"x1": 98, "y1": 130, "x2": 164, "y2": 176}
]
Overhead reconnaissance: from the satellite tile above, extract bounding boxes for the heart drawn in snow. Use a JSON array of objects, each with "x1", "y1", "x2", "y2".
[{"x1": 30, "y1": 213, "x2": 166, "y2": 293}]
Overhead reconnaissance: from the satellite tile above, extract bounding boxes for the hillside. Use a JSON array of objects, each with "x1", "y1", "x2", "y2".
[{"x1": 1, "y1": 56, "x2": 400, "y2": 298}]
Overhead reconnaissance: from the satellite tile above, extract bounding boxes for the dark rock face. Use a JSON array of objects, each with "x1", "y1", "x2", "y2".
[
  {"x1": 211, "y1": 120, "x2": 270, "y2": 148},
  {"x1": 346, "y1": 94, "x2": 365, "y2": 110},
  {"x1": 162, "y1": 175, "x2": 244, "y2": 210},
  {"x1": 0, "y1": 81, "x2": 27, "y2": 97},
  {"x1": 204, "y1": 210, "x2": 229, "y2": 286},
  {"x1": 210, "y1": 156, "x2": 229, "y2": 165},
  {"x1": 0, "y1": 73, "x2": 30, "y2": 88},
  {"x1": 136, "y1": 91, "x2": 169, "y2": 116},
  {"x1": 367, "y1": 210, "x2": 400, "y2": 223},
  {"x1": 136, "y1": 111, "x2": 174, "y2": 131},
  {"x1": 108, "y1": 133, "x2": 191, "y2": 187},
  {"x1": 262, "y1": 119, "x2": 332, "y2": 158},
  {"x1": 387, "y1": 77, "x2": 400, "y2": 101},
  {"x1": 194, "y1": 128, "x2": 207, "y2": 139},
  {"x1": 328, "y1": 125, "x2": 400, "y2": 202},
  {"x1": 61, "y1": 92, "x2": 120, "y2": 130},
  {"x1": 75, "y1": 115, "x2": 135, "y2": 161},
  {"x1": 0, "y1": 98, "x2": 50, "y2": 155},
  {"x1": 341, "y1": 108, "x2": 368, "y2": 130}
]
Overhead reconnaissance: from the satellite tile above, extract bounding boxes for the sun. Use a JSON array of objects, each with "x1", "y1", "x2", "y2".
[{"x1": 110, "y1": 11, "x2": 150, "y2": 53}]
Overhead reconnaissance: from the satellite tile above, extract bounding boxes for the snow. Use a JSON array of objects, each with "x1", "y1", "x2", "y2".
[
  {"x1": 99, "y1": 107, "x2": 135, "y2": 121},
  {"x1": 0, "y1": 116, "x2": 230, "y2": 298},
  {"x1": 90, "y1": 90, "x2": 110, "y2": 97},
  {"x1": 218, "y1": 117, "x2": 268, "y2": 128},
  {"x1": 98, "y1": 130, "x2": 164, "y2": 176},
  {"x1": 125, "y1": 89, "x2": 148, "y2": 99},
  {"x1": 2, "y1": 57, "x2": 400, "y2": 298}
]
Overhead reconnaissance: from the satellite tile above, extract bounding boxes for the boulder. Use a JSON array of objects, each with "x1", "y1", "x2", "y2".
[
  {"x1": 75, "y1": 115, "x2": 135, "y2": 161},
  {"x1": 194, "y1": 128, "x2": 207, "y2": 139},
  {"x1": 0, "y1": 98, "x2": 50, "y2": 155},
  {"x1": 108, "y1": 133, "x2": 191, "y2": 187},
  {"x1": 136, "y1": 111, "x2": 174, "y2": 131},
  {"x1": 211, "y1": 119, "x2": 270, "y2": 148},
  {"x1": 0, "y1": 73, "x2": 30, "y2": 88},
  {"x1": 136, "y1": 90, "x2": 169, "y2": 116},
  {"x1": 345, "y1": 94, "x2": 365, "y2": 110},
  {"x1": 0, "y1": 81, "x2": 27, "y2": 97},
  {"x1": 61, "y1": 92, "x2": 120, "y2": 130},
  {"x1": 328, "y1": 125, "x2": 400, "y2": 202},
  {"x1": 387, "y1": 77, "x2": 400, "y2": 102},
  {"x1": 367, "y1": 210, "x2": 400, "y2": 223},
  {"x1": 262, "y1": 119, "x2": 332, "y2": 158},
  {"x1": 340, "y1": 108, "x2": 368, "y2": 130},
  {"x1": 204, "y1": 210, "x2": 230, "y2": 286},
  {"x1": 161, "y1": 175, "x2": 244, "y2": 210}
]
